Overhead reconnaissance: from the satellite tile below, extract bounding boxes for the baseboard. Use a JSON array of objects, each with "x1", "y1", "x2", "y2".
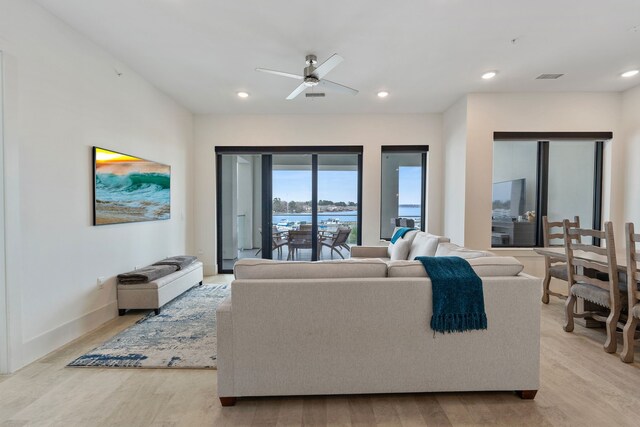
[
  {"x1": 20, "y1": 301, "x2": 118, "y2": 369},
  {"x1": 204, "y1": 263, "x2": 217, "y2": 276}
]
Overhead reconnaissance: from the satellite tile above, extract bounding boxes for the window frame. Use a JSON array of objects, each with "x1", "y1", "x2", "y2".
[
  {"x1": 379, "y1": 145, "x2": 429, "y2": 240},
  {"x1": 492, "y1": 132, "x2": 608, "y2": 247}
]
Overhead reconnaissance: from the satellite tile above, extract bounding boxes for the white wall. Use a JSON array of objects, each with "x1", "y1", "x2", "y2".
[
  {"x1": 442, "y1": 97, "x2": 468, "y2": 245},
  {"x1": 0, "y1": 0, "x2": 194, "y2": 371},
  {"x1": 622, "y1": 84, "x2": 640, "y2": 225},
  {"x1": 0, "y1": 50, "x2": 8, "y2": 373},
  {"x1": 194, "y1": 114, "x2": 442, "y2": 274},
  {"x1": 464, "y1": 93, "x2": 623, "y2": 251}
]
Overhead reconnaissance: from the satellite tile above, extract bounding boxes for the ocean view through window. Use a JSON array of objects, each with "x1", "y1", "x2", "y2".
[
  {"x1": 215, "y1": 147, "x2": 363, "y2": 272},
  {"x1": 380, "y1": 146, "x2": 428, "y2": 240}
]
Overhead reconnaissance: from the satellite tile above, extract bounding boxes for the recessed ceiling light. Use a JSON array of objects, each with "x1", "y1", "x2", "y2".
[
  {"x1": 621, "y1": 70, "x2": 639, "y2": 78},
  {"x1": 377, "y1": 91, "x2": 389, "y2": 98},
  {"x1": 237, "y1": 91, "x2": 249, "y2": 98},
  {"x1": 482, "y1": 71, "x2": 498, "y2": 80}
]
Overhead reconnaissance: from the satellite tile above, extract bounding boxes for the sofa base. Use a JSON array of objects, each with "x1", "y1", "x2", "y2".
[{"x1": 218, "y1": 390, "x2": 537, "y2": 407}]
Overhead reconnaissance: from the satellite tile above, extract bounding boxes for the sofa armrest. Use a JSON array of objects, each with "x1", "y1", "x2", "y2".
[
  {"x1": 216, "y1": 296, "x2": 234, "y2": 397},
  {"x1": 351, "y1": 245, "x2": 389, "y2": 259}
]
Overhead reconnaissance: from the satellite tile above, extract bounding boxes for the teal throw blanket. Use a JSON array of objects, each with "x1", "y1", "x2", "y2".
[
  {"x1": 415, "y1": 256, "x2": 488, "y2": 334},
  {"x1": 390, "y1": 227, "x2": 415, "y2": 243}
]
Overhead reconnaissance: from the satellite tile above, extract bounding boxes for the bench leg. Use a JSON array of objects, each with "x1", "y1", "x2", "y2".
[
  {"x1": 154, "y1": 308, "x2": 161, "y2": 316},
  {"x1": 219, "y1": 397, "x2": 237, "y2": 407},
  {"x1": 118, "y1": 309, "x2": 126, "y2": 316},
  {"x1": 199, "y1": 281, "x2": 203, "y2": 286},
  {"x1": 516, "y1": 390, "x2": 538, "y2": 400}
]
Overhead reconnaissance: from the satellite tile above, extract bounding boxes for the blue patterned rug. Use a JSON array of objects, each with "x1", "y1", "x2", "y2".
[{"x1": 68, "y1": 283, "x2": 229, "y2": 369}]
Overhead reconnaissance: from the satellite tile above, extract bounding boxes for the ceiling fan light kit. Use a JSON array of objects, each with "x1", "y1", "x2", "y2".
[{"x1": 256, "y1": 53, "x2": 359, "y2": 100}]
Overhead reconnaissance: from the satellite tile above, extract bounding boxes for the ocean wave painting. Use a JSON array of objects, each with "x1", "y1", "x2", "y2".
[{"x1": 94, "y1": 147, "x2": 171, "y2": 225}]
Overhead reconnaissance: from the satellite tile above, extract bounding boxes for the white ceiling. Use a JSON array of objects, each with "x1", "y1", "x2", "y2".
[{"x1": 35, "y1": 0, "x2": 640, "y2": 114}]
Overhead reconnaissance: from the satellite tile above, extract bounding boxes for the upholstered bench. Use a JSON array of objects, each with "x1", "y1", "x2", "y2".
[{"x1": 117, "y1": 261, "x2": 203, "y2": 315}]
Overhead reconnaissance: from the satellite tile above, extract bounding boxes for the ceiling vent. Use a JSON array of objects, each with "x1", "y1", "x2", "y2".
[
  {"x1": 305, "y1": 92, "x2": 325, "y2": 98},
  {"x1": 536, "y1": 73, "x2": 564, "y2": 80}
]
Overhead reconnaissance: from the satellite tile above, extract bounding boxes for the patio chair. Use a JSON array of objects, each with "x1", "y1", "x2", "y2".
[
  {"x1": 318, "y1": 227, "x2": 352, "y2": 259},
  {"x1": 255, "y1": 226, "x2": 288, "y2": 259}
]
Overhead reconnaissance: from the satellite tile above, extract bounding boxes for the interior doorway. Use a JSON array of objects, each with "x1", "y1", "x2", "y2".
[{"x1": 215, "y1": 147, "x2": 363, "y2": 273}]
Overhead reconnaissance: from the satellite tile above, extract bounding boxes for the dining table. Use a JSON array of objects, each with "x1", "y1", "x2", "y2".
[
  {"x1": 533, "y1": 247, "x2": 632, "y2": 272},
  {"x1": 534, "y1": 246, "x2": 634, "y2": 328}
]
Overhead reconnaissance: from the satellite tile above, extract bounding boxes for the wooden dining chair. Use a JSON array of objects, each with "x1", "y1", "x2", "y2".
[
  {"x1": 621, "y1": 222, "x2": 640, "y2": 363},
  {"x1": 563, "y1": 220, "x2": 625, "y2": 353},
  {"x1": 541, "y1": 216, "x2": 580, "y2": 303}
]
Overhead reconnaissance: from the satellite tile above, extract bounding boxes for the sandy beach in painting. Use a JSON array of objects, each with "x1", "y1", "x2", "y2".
[{"x1": 94, "y1": 148, "x2": 170, "y2": 225}]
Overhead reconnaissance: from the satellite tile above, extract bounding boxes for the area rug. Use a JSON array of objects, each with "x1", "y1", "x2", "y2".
[{"x1": 67, "y1": 283, "x2": 229, "y2": 369}]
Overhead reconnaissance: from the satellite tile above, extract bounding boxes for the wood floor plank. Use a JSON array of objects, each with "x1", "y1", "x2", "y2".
[
  {"x1": 301, "y1": 397, "x2": 327, "y2": 427},
  {"x1": 0, "y1": 274, "x2": 638, "y2": 426}
]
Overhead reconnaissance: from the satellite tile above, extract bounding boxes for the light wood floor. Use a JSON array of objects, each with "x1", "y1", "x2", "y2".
[{"x1": 0, "y1": 276, "x2": 638, "y2": 426}]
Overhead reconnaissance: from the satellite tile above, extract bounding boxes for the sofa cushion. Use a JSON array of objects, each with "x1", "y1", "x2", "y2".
[
  {"x1": 234, "y1": 258, "x2": 388, "y2": 280},
  {"x1": 387, "y1": 257, "x2": 524, "y2": 278},
  {"x1": 390, "y1": 238, "x2": 412, "y2": 260},
  {"x1": 435, "y1": 242, "x2": 494, "y2": 259},
  {"x1": 407, "y1": 233, "x2": 441, "y2": 260},
  {"x1": 387, "y1": 228, "x2": 419, "y2": 258}
]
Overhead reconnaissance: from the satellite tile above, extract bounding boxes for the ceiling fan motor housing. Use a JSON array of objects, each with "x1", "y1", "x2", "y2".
[{"x1": 303, "y1": 76, "x2": 320, "y2": 87}]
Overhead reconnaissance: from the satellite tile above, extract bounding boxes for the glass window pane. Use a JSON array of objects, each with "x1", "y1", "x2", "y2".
[
  {"x1": 318, "y1": 154, "x2": 359, "y2": 259},
  {"x1": 380, "y1": 152, "x2": 425, "y2": 240},
  {"x1": 547, "y1": 140, "x2": 595, "y2": 244},
  {"x1": 220, "y1": 154, "x2": 262, "y2": 271},
  {"x1": 272, "y1": 154, "x2": 313, "y2": 261},
  {"x1": 491, "y1": 141, "x2": 537, "y2": 247}
]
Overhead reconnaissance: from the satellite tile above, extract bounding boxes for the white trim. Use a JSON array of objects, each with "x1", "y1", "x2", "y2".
[
  {"x1": 21, "y1": 301, "x2": 118, "y2": 366},
  {"x1": 0, "y1": 50, "x2": 8, "y2": 374}
]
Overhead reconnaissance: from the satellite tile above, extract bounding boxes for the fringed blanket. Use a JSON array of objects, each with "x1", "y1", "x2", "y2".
[{"x1": 415, "y1": 256, "x2": 487, "y2": 334}]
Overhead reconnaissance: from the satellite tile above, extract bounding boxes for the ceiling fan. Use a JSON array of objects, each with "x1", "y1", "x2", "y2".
[{"x1": 256, "y1": 54, "x2": 359, "y2": 100}]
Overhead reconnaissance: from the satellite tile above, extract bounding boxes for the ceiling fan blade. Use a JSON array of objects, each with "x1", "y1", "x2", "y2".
[
  {"x1": 255, "y1": 68, "x2": 303, "y2": 80},
  {"x1": 286, "y1": 83, "x2": 307, "y2": 100},
  {"x1": 312, "y1": 54, "x2": 343, "y2": 79},
  {"x1": 319, "y1": 79, "x2": 359, "y2": 96}
]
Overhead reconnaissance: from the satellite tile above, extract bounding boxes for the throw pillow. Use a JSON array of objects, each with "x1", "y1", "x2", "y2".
[
  {"x1": 407, "y1": 233, "x2": 439, "y2": 260},
  {"x1": 387, "y1": 228, "x2": 419, "y2": 257},
  {"x1": 390, "y1": 238, "x2": 412, "y2": 260}
]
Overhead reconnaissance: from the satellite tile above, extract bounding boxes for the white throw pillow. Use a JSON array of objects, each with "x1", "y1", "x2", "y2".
[
  {"x1": 387, "y1": 228, "x2": 419, "y2": 258},
  {"x1": 390, "y1": 238, "x2": 412, "y2": 260},
  {"x1": 407, "y1": 233, "x2": 440, "y2": 260}
]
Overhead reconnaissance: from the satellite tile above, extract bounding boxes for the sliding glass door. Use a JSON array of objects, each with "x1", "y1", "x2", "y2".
[
  {"x1": 217, "y1": 154, "x2": 263, "y2": 271},
  {"x1": 216, "y1": 147, "x2": 362, "y2": 273},
  {"x1": 317, "y1": 154, "x2": 360, "y2": 258},
  {"x1": 272, "y1": 154, "x2": 313, "y2": 261}
]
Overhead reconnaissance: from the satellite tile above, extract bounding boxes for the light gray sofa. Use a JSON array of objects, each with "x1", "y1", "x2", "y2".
[
  {"x1": 216, "y1": 256, "x2": 541, "y2": 406},
  {"x1": 117, "y1": 261, "x2": 203, "y2": 315}
]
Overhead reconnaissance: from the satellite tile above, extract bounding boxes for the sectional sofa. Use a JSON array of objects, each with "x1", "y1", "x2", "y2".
[{"x1": 216, "y1": 231, "x2": 541, "y2": 406}]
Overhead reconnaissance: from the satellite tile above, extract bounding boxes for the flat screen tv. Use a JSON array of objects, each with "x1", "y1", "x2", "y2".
[
  {"x1": 492, "y1": 178, "x2": 525, "y2": 220},
  {"x1": 93, "y1": 147, "x2": 171, "y2": 225}
]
